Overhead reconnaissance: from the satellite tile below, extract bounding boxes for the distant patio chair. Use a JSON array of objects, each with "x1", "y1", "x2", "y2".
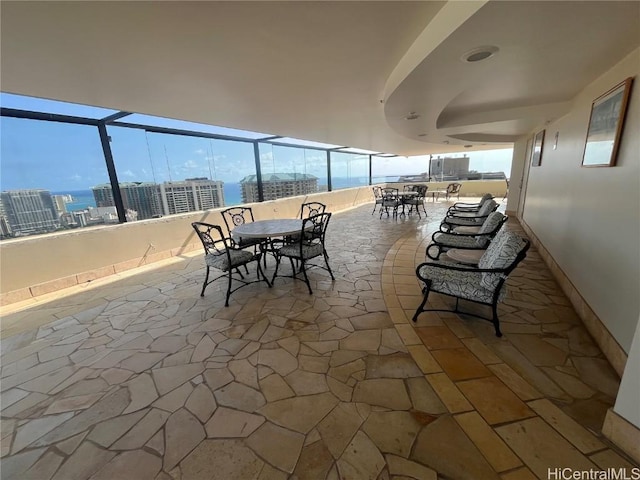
[
  {"x1": 403, "y1": 185, "x2": 428, "y2": 218},
  {"x1": 436, "y1": 182, "x2": 461, "y2": 201},
  {"x1": 379, "y1": 188, "x2": 401, "y2": 219},
  {"x1": 372, "y1": 186, "x2": 384, "y2": 215}
]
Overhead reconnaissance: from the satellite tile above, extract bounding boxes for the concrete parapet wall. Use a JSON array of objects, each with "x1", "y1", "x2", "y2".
[
  {"x1": 0, "y1": 180, "x2": 507, "y2": 305},
  {"x1": 0, "y1": 186, "x2": 375, "y2": 304}
]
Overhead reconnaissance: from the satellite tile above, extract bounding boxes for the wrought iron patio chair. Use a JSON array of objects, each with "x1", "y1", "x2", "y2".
[
  {"x1": 427, "y1": 212, "x2": 507, "y2": 260},
  {"x1": 271, "y1": 212, "x2": 334, "y2": 294},
  {"x1": 300, "y1": 201, "x2": 326, "y2": 219},
  {"x1": 379, "y1": 188, "x2": 401, "y2": 218},
  {"x1": 435, "y1": 182, "x2": 462, "y2": 201},
  {"x1": 191, "y1": 222, "x2": 271, "y2": 306},
  {"x1": 371, "y1": 186, "x2": 383, "y2": 215},
  {"x1": 221, "y1": 206, "x2": 262, "y2": 251},
  {"x1": 403, "y1": 185, "x2": 428, "y2": 218},
  {"x1": 413, "y1": 230, "x2": 530, "y2": 337}
]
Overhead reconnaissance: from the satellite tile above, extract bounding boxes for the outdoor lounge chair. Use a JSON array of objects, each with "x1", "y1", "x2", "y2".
[
  {"x1": 448, "y1": 193, "x2": 494, "y2": 213},
  {"x1": 427, "y1": 212, "x2": 507, "y2": 260},
  {"x1": 413, "y1": 230, "x2": 530, "y2": 337},
  {"x1": 440, "y1": 199, "x2": 499, "y2": 232}
]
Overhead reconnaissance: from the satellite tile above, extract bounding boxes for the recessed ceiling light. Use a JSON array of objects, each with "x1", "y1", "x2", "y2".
[
  {"x1": 461, "y1": 46, "x2": 499, "y2": 63},
  {"x1": 405, "y1": 112, "x2": 420, "y2": 120}
]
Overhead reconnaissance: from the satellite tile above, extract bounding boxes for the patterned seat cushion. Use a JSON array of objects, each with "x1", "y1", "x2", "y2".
[
  {"x1": 205, "y1": 249, "x2": 254, "y2": 271},
  {"x1": 232, "y1": 235, "x2": 261, "y2": 248},
  {"x1": 474, "y1": 212, "x2": 505, "y2": 247},
  {"x1": 432, "y1": 233, "x2": 479, "y2": 248},
  {"x1": 279, "y1": 242, "x2": 324, "y2": 260},
  {"x1": 444, "y1": 216, "x2": 484, "y2": 226},
  {"x1": 478, "y1": 231, "x2": 527, "y2": 290},
  {"x1": 417, "y1": 264, "x2": 503, "y2": 303}
]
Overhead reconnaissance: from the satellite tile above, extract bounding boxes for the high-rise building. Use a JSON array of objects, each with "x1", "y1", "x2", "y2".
[
  {"x1": 429, "y1": 156, "x2": 470, "y2": 180},
  {"x1": 92, "y1": 182, "x2": 162, "y2": 220},
  {"x1": 0, "y1": 189, "x2": 58, "y2": 236},
  {"x1": 51, "y1": 195, "x2": 68, "y2": 216},
  {"x1": 159, "y1": 178, "x2": 224, "y2": 215},
  {"x1": 240, "y1": 173, "x2": 318, "y2": 203}
]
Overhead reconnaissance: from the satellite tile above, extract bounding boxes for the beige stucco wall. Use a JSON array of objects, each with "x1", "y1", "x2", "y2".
[{"x1": 518, "y1": 48, "x2": 640, "y2": 354}]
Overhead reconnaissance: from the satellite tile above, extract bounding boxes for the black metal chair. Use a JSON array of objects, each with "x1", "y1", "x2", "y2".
[
  {"x1": 300, "y1": 201, "x2": 326, "y2": 219},
  {"x1": 287, "y1": 201, "x2": 328, "y2": 245},
  {"x1": 426, "y1": 212, "x2": 507, "y2": 260},
  {"x1": 413, "y1": 230, "x2": 530, "y2": 337},
  {"x1": 221, "y1": 207, "x2": 262, "y2": 251},
  {"x1": 191, "y1": 222, "x2": 271, "y2": 306},
  {"x1": 371, "y1": 186, "x2": 383, "y2": 215},
  {"x1": 445, "y1": 183, "x2": 462, "y2": 201},
  {"x1": 271, "y1": 212, "x2": 334, "y2": 294},
  {"x1": 403, "y1": 185, "x2": 428, "y2": 218},
  {"x1": 379, "y1": 188, "x2": 400, "y2": 218}
]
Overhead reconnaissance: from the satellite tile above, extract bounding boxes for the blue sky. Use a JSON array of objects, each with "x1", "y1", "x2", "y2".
[{"x1": 1, "y1": 93, "x2": 513, "y2": 191}]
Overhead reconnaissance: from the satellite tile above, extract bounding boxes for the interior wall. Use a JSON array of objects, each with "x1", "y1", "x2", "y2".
[
  {"x1": 614, "y1": 315, "x2": 640, "y2": 428},
  {"x1": 521, "y1": 48, "x2": 640, "y2": 353}
]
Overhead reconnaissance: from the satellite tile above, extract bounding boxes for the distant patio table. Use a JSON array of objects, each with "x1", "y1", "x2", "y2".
[
  {"x1": 428, "y1": 190, "x2": 448, "y2": 202},
  {"x1": 231, "y1": 219, "x2": 306, "y2": 239}
]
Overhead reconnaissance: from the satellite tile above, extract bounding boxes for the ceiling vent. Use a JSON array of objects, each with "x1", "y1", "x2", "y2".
[
  {"x1": 405, "y1": 112, "x2": 420, "y2": 120},
  {"x1": 462, "y1": 46, "x2": 499, "y2": 63}
]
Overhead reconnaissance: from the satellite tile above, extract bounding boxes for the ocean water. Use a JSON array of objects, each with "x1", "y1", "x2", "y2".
[{"x1": 53, "y1": 189, "x2": 96, "y2": 211}]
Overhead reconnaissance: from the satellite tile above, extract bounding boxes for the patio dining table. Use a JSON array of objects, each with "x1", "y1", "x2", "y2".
[
  {"x1": 231, "y1": 218, "x2": 312, "y2": 266},
  {"x1": 231, "y1": 218, "x2": 306, "y2": 240}
]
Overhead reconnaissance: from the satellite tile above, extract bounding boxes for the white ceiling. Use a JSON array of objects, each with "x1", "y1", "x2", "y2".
[{"x1": 1, "y1": 1, "x2": 638, "y2": 156}]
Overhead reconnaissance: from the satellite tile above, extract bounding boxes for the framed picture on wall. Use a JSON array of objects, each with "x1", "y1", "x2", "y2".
[
  {"x1": 531, "y1": 129, "x2": 545, "y2": 167},
  {"x1": 582, "y1": 77, "x2": 633, "y2": 167}
]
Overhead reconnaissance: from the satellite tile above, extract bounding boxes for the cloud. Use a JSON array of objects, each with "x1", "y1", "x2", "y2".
[
  {"x1": 183, "y1": 160, "x2": 198, "y2": 169},
  {"x1": 69, "y1": 174, "x2": 83, "y2": 182},
  {"x1": 194, "y1": 149, "x2": 206, "y2": 155},
  {"x1": 122, "y1": 169, "x2": 135, "y2": 178}
]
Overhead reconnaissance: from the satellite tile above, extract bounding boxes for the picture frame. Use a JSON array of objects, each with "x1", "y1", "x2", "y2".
[
  {"x1": 531, "y1": 129, "x2": 545, "y2": 167},
  {"x1": 582, "y1": 77, "x2": 633, "y2": 167}
]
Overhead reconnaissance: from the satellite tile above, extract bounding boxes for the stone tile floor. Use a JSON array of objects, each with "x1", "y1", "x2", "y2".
[{"x1": 1, "y1": 201, "x2": 637, "y2": 479}]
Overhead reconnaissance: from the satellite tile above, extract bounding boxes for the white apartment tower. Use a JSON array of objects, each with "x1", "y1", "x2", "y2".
[
  {"x1": 159, "y1": 178, "x2": 224, "y2": 215},
  {"x1": 240, "y1": 173, "x2": 318, "y2": 203}
]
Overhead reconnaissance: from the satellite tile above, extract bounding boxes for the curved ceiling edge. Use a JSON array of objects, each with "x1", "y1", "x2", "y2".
[{"x1": 382, "y1": 1, "x2": 487, "y2": 103}]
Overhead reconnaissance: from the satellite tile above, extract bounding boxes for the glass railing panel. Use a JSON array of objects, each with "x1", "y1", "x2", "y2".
[
  {"x1": 258, "y1": 143, "x2": 328, "y2": 201},
  {"x1": 0, "y1": 117, "x2": 110, "y2": 239},
  {"x1": 330, "y1": 152, "x2": 369, "y2": 190},
  {"x1": 107, "y1": 127, "x2": 256, "y2": 217}
]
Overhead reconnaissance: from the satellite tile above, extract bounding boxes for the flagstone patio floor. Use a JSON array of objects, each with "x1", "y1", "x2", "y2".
[{"x1": 1, "y1": 201, "x2": 636, "y2": 479}]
